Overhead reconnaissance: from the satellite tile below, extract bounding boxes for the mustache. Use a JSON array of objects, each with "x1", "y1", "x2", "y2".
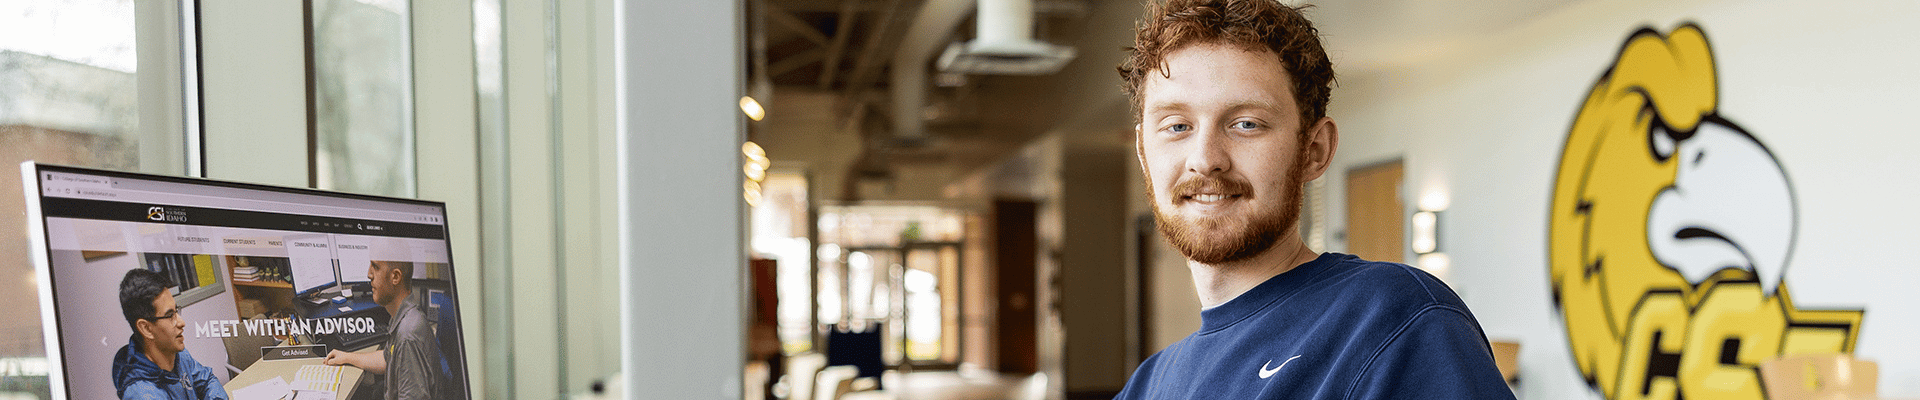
[{"x1": 1170, "y1": 174, "x2": 1253, "y2": 199}]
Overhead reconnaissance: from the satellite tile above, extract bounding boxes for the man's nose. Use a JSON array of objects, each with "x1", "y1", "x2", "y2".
[{"x1": 1185, "y1": 127, "x2": 1232, "y2": 175}]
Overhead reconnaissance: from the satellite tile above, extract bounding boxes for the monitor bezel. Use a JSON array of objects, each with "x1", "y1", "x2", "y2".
[{"x1": 20, "y1": 161, "x2": 472, "y2": 399}]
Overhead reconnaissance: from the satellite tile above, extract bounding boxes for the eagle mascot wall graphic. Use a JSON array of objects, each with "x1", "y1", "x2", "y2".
[{"x1": 1549, "y1": 24, "x2": 1865, "y2": 399}]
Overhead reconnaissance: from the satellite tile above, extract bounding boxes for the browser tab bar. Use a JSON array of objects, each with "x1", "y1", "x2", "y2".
[{"x1": 37, "y1": 173, "x2": 443, "y2": 225}]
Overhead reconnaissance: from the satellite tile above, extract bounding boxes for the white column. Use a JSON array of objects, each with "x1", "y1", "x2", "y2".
[{"x1": 617, "y1": 1, "x2": 745, "y2": 399}]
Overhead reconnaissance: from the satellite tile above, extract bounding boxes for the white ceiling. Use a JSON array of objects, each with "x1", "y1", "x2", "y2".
[{"x1": 1307, "y1": 0, "x2": 1586, "y2": 73}]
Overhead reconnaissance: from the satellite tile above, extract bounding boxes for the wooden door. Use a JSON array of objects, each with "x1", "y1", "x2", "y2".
[
  {"x1": 1345, "y1": 161, "x2": 1404, "y2": 263},
  {"x1": 992, "y1": 200, "x2": 1039, "y2": 374}
]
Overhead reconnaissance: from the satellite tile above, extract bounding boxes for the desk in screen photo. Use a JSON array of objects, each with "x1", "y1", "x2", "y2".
[{"x1": 225, "y1": 346, "x2": 380, "y2": 399}]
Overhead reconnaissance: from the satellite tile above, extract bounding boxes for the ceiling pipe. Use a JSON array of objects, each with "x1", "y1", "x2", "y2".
[
  {"x1": 976, "y1": 0, "x2": 1032, "y2": 48},
  {"x1": 890, "y1": 0, "x2": 974, "y2": 143}
]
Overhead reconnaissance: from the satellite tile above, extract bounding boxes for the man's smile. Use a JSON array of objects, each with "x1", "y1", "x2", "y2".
[
  {"x1": 1171, "y1": 173, "x2": 1255, "y2": 209},
  {"x1": 1183, "y1": 193, "x2": 1242, "y2": 204}
]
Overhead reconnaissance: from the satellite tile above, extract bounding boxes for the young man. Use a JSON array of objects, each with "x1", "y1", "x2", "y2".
[
  {"x1": 1115, "y1": 0, "x2": 1513, "y2": 398},
  {"x1": 112, "y1": 269, "x2": 230, "y2": 400},
  {"x1": 324, "y1": 261, "x2": 446, "y2": 400}
]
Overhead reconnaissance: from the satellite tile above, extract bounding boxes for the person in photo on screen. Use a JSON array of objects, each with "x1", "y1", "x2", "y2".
[
  {"x1": 323, "y1": 261, "x2": 446, "y2": 400},
  {"x1": 1111, "y1": 0, "x2": 1512, "y2": 398},
  {"x1": 111, "y1": 268, "x2": 231, "y2": 400}
]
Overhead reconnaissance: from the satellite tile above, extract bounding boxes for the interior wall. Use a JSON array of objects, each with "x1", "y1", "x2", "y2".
[
  {"x1": 1056, "y1": 143, "x2": 1130, "y2": 395},
  {"x1": 1323, "y1": 0, "x2": 1920, "y2": 398}
]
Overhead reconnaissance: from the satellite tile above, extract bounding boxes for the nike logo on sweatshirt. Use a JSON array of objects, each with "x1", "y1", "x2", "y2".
[{"x1": 1259, "y1": 355, "x2": 1302, "y2": 379}]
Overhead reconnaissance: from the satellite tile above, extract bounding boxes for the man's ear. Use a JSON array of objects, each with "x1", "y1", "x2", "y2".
[
  {"x1": 1134, "y1": 123, "x2": 1147, "y2": 171},
  {"x1": 136, "y1": 319, "x2": 155, "y2": 340},
  {"x1": 1302, "y1": 117, "x2": 1340, "y2": 181}
]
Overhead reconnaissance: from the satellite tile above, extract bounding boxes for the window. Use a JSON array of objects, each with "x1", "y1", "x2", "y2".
[
  {"x1": 310, "y1": 0, "x2": 416, "y2": 197},
  {"x1": 0, "y1": 0, "x2": 193, "y2": 395}
]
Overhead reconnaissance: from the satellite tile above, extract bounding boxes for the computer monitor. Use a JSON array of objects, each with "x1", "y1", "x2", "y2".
[
  {"x1": 285, "y1": 234, "x2": 341, "y2": 296},
  {"x1": 20, "y1": 162, "x2": 472, "y2": 400}
]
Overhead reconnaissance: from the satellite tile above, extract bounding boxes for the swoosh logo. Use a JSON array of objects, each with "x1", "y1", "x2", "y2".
[{"x1": 1259, "y1": 355, "x2": 1302, "y2": 379}]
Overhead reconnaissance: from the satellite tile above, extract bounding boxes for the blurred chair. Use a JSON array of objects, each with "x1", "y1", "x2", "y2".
[
  {"x1": 744, "y1": 360, "x2": 768, "y2": 400},
  {"x1": 815, "y1": 365, "x2": 860, "y2": 400},
  {"x1": 785, "y1": 352, "x2": 827, "y2": 400},
  {"x1": 825, "y1": 323, "x2": 885, "y2": 388},
  {"x1": 1759, "y1": 353, "x2": 1877, "y2": 400}
]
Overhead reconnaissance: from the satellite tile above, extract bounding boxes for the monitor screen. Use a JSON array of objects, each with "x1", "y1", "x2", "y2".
[{"x1": 20, "y1": 162, "x2": 472, "y2": 400}]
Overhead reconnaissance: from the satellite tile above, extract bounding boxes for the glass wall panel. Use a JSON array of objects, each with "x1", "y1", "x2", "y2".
[
  {"x1": 1, "y1": 0, "x2": 190, "y2": 396},
  {"x1": 310, "y1": 0, "x2": 415, "y2": 197},
  {"x1": 904, "y1": 248, "x2": 941, "y2": 361}
]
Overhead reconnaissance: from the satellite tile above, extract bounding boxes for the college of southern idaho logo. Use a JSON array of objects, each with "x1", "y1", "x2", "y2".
[{"x1": 1548, "y1": 25, "x2": 1864, "y2": 399}]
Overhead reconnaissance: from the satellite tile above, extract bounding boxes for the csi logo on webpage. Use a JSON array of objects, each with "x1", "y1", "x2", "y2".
[{"x1": 147, "y1": 206, "x2": 187, "y2": 222}]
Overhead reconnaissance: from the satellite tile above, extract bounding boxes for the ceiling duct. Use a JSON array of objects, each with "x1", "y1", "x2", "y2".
[
  {"x1": 890, "y1": 0, "x2": 974, "y2": 142},
  {"x1": 937, "y1": 0, "x2": 1077, "y2": 75}
]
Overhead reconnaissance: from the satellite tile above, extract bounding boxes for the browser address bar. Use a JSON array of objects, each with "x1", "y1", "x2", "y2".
[{"x1": 38, "y1": 173, "x2": 441, "y2": 224}]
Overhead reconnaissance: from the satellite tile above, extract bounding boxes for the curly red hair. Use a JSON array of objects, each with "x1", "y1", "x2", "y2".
[{"x1": 1118, "y1": 0, "x2": 1334, "y2": 130}]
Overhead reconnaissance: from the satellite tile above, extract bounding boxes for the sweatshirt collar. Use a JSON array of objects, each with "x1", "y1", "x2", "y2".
[{"x1": 1197, "y1": 252, "x2": 1349, "y2": 333}]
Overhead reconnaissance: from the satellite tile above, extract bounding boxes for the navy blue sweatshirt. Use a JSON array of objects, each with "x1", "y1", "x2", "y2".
[{"x1": 1116, "y1": 253, "x2": 1514, "y2": 399}]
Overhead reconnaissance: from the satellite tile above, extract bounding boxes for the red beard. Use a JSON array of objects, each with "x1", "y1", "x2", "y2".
[{"x1": 1149, "y1": 150, "x2": 1309, "y2": 264}]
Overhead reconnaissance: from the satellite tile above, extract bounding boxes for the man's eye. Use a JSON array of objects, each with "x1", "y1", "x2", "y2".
[
  {"x1": 1168, "y1": 124, "x2": 1192, "y2": 133},
  {"x1": 1232, "y1": 121, "x2": 1260, "y2": 130}
]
